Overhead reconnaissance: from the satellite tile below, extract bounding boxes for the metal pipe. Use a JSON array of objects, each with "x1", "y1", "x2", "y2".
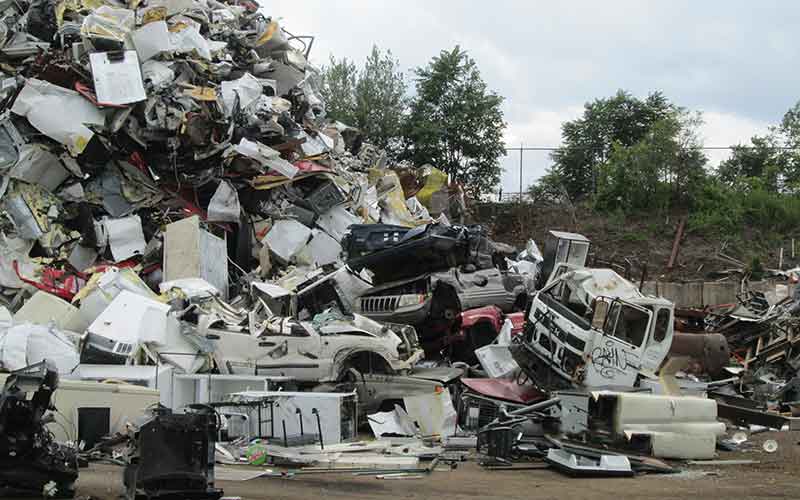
[{"x1": 507, "y1": 397, "x2": 561, "y2": 417}]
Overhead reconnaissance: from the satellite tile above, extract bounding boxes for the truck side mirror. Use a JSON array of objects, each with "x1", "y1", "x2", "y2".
[{"x1": 592, "y1": 301, "x2": 609, "y2": 330}]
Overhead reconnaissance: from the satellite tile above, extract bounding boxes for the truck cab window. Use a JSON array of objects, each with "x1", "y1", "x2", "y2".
[
  {"x1": 653, "y1": 308, "x2": 670, "y2": 342},
  {"x1": 604, "y1": 302, "x2": 649, "y2": 347}
]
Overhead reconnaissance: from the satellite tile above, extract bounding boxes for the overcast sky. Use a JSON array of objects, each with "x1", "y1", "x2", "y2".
[{"x1": 267, "y1": 1, "x2": 799, "y2": 194}]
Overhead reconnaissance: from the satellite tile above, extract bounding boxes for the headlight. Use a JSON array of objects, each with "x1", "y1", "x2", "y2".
[{"x1": 397, "y1": 294, "x2": 426, "y2": 308}]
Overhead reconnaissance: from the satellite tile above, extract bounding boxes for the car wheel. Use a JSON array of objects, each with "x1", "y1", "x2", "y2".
[{"x1": 338, "y1": 351, "x2": 391, "y2": 380}]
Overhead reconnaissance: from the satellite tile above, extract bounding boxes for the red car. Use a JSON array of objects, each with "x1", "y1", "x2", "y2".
[{"x1": 444, "y1": 305, "x2": 526, "y2": 362}]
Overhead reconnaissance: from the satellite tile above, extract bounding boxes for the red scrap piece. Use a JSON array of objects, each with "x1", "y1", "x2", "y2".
[
  {"x1": 128, "y1": 151, "x2": 149, "y2": 175},
  {"x1": 293, "y1": 160, "x2": 331, "y2": 174},
  {"x1": 13, "y1": 261, "x2": 84, "y2": 301},
  {"x1": 74, "y1": 81, "x2": 128, "y2": 109},
  {"x1": 460, "y1": 378, "x2": 546, "y2": 405}
]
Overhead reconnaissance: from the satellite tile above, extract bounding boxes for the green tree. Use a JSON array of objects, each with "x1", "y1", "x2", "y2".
[
  {"x1": 319, "y1": 46, "x2": 406, "y2": 152},
  {"x1": 402, "y1": 46, "x2": 506, "y2": 197},
  {"x1": 776, "y1": 102, "x2": 800, "y2": 190},
  {"x1": 319, "y1": 55, "x2": 357, "y2": 125},
  {"x1": 715, "y1": 101, "x2": 800, "y2": 194},
  {"x1": 528, "y1": 171, "x2": 569, "y2": 204},
  {"x1": 353, "y1": 46, "x2": 406, "y2": 152},
  {"x1": 716, "y1": 135, "x2": 785, "y2": 192},
  {"x1": 547, "y1": 90, "x2": 675, "y2": 200},
  {"x1": 595, "y1": 111, "x2": 707, "y2": 212}
]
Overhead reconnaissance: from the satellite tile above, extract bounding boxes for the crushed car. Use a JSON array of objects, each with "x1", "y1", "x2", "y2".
[
  {"x1": 208, "y1": 312, "x2": 423, "y2": 382},
  {"x1": 345, "y1": 223, "x2": 527, "y2": 356},
  {"x1": 354, "y1": 267, "x2": 527, "y2": 341},
  {"x1": 445, "y1": 305, "x2": 525, "y2": 362}
]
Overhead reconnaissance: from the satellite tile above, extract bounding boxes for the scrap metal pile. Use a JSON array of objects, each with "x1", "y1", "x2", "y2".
[
  {"x1": 0, "y1": 0, "x2": 490, "y2": 379},
  {"x1": 702, "y1": 290, "x2": 800, "y2": 422},
  {"x1": 0, "y1": 0, "x2": 797, "y2": 495},
  {"x1": 706, "y1": 290, "x2": 800, "y2": 379},
  {"x1": 454, "y1": 232, "x2": 798, "y2": 474}
]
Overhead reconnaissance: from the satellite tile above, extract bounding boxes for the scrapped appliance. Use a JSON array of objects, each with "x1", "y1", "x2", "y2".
[
  {"x1": 214, "y1": 391, "x2": 358, "y2": 447},
  {"x1": 124, "y1": 405, "x2": 222, "y2": 500},
  {"x1": 510, "y1": 268, "x2": 675, "y2": 391},
  {"x1": 0, "y1": 361, "x2": 78, "y2": 498},
  {"x1": 557, "y1": 391, "x2": 726, "y2": 460},
  {"x1": 538, "y1": 231, "x2": 591, "y2": 288}
]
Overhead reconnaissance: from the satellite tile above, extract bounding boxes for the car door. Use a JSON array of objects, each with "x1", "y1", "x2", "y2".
[
  {"x1": 638, "y1": 305, "x2": 672, "y2": 375},
  {"x1": 251, "y1": 320, "x2": 324, "y2": 381}
]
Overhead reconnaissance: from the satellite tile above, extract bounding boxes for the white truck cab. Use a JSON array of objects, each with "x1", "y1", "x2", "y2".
[{"x1": 511, "y1": 267, "x2": 674, "y2": 390}]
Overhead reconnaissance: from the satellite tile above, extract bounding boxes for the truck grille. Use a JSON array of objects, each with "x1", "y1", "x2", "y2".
[{"x1": 360, "y1": 296, "x2": 400, "y2": 313}]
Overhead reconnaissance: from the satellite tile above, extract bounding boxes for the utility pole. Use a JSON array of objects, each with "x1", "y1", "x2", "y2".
[{"x1": 518, "y1": 142, "x2": 523, "y2": 203}]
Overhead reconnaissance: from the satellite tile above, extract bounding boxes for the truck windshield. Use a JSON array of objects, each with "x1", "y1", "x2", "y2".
[
  {"x1": 603, "y1": 301, "x2": 650, "y2": 347},
  {"x1": 540, "y1": 280, "x2": 592, "y2": 330}
]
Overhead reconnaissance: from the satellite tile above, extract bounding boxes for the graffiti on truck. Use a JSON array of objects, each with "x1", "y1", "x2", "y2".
[{"x1": 590, "y1": 340, "x2": 636, "y2": 379}]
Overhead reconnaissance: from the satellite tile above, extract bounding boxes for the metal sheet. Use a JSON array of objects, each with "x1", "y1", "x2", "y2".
[{"x1": 461, "y1": 378, "x2": 545, "y2": 404}]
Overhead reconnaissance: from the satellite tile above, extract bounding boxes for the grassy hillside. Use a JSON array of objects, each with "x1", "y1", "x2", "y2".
[{"x1": 475, "y1": 202, "x2": 797, "y2": 282}]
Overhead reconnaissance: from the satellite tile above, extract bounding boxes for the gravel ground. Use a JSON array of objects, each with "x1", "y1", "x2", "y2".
[{"x1": 73, "y1": 430, "x2": 800, "y2": 500}]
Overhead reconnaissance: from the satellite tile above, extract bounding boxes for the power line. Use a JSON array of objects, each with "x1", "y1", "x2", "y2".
[
  {"x1": 503, "y1": 143, "x2": 800, "y2": 203},
  {"x1": 504, "y1": 145, "x2": 800, "y2": 152}
]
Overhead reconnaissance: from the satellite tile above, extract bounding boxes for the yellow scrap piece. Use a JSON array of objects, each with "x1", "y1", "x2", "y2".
[
  {"x1": 182, "y1": 85, "x2": 218, "y2": 101},
  {"x1": 71, "y1": 267, "x2": 170, "y2": 304},
  {"x1": 254, "y1": 20, "x2": 279, "y2": 47},
  {"x1": 71, "y1": 135, "x2": 89, "y2": 156},
  {"x1": 415, "y1": 167, "x2": 448, "y2": 210},
  {"x1": 372, "y1": 169, "x2": 419, "y2": 227},
  {"x1": 39, "y1": 227, "x2": 80, "y2": 249},
  {"x1": 141, "y1": 6, "x2": 167, "y2": 23},
  {"x1": 249, "y1": 173, "x2": 317, "y2": 190},
  {"x1": 56, "y1": 0, "x2": 108, "y2": 27},
  {"x1": 15, "y1": 182, "x2": 55, "y2": 234},
  {"x1": 168, "y1": 21, "x2": 189, "y2": 32}
]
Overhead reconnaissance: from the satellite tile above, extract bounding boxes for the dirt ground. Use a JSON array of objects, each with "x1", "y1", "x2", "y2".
[{"x1": 74, "y1": 430, "x2": 800, "y2": 500}]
